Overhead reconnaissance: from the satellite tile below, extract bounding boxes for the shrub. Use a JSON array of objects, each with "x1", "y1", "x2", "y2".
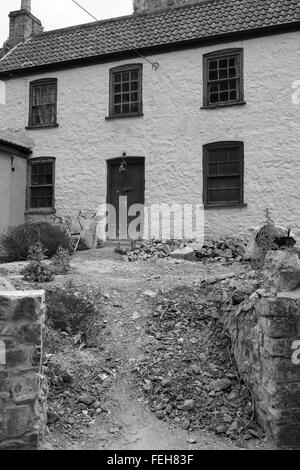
[
  {"x1": 0, "y1": 222, "x2": 71, "y2": 262},
  {"x1": 45, "y1": 285, "x2": 98, "y2": 334},
  {"x1": 51, "y1": 246, "x2": 71, "y2": 275},
  {"x1": 21, "y1": 243, "x2": 55, "y2": 283}
]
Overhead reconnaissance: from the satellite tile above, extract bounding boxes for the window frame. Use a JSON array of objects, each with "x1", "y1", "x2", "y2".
[
  {"x1": 203, "y1": 141, "x2": 245, "y2": 208},
  {"x1": 28, "y1": 78, "x2": 58, "y2": 129},
  {"x1": 203, "y1": 49, "x2": 245, "y2": 109},
  {"x1": 27, "y1": 157, "x2": 56, "y2": 212},
  {"x1": 108, "y1": 64, "x2": 143, "y2": 119}
]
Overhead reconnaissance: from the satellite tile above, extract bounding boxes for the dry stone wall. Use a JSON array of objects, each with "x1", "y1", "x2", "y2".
[
  {"x1": 0, "y1": 290, "x2": 47, "y2": 450},
  {"x1": 226, "y1": 294, "x2": 300, "y2": 448}
]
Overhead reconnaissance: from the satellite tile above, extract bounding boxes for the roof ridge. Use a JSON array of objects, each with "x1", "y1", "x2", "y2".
[{"x1": 27, "y1": 0, "x2": 218, "y2": 39}]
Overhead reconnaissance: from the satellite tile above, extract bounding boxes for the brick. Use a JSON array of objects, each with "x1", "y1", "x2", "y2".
[
  {"x1": 263, "y1": 336, "x2": 298, "y2": 358},
  {"x1": 3, "y1": 405, "x2": 31, "y2": 438},
  {"x1": 5, "y1": 347, "x2": 27, "y2": 368},
  {"x1": 10, "y1": 373, "x2": 39, "y2": 403},
  {"x1": 260, "y1": 316, "x2": 298, "y2": 338}
]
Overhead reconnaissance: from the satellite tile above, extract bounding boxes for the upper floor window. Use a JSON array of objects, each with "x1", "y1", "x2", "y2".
[
  {"x1": 203, "y1": 142, "x2": 244, "y2": 207},
  {"x1": 203, "y1": 49, "x2": 244, "y2": 108},
  {"x1": 109, "y1": 64, "x2": 143, "y2": 118},
  {"x1": 28, "y1": 78, "x2": 57, "y2": 128},
  {"x1": 27, "y1": 157, "x2": 55, "y2": 210}
]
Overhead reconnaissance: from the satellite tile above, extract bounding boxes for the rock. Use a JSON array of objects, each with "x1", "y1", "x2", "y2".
[
  {"x1": 216, "y1": 425, "x2": 227, "y2": 434},
  {"x1": 264, "y1": 251, "x2": 300, "y2": 292},
  {"x1": 180, "y1": 399, "x2": 195, "y2": 411},
  {"x1": 78, "y1": 393, "x2": 95, "y2": 406},
  {"x1": 47, "y1": 408, "x2": 59, "y2": 424},
  {"x1": 0, "y1": 276, "x2": 14, "y2": 291},
  {"x1": 156, "y1": 410, "x2": 165, "y2": 420},
  {"x1": 187, "y1": 437, "x2": 198, "y2": 444},
  {"x1": 170, "y1": 247, "x2": 194, "y2": 260},
  {"x1": 143, "y1": 290, "x2": 158, "y2": 298},
  {"x1": 109, "y1": 427, "x2": 120, "y2": 433},
  {"x1": 161, "y1": 378, "x2": 172, "y2": 388},
  {"x1": 209, "y1": 378, "x2": 232, "y2": 392}
]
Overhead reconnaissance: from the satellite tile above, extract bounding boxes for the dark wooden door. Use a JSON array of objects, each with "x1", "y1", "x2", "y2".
[{"x1": 107, "y1": 157, "x2": 145, "y2": 239}]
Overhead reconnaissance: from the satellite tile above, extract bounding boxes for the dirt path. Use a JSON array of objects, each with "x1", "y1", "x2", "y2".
[
  {"x1": 40, "y1": 248, "x2": 264, "y2": 450},
  {"x1": 1, "y1": 248, "x2": 267, "y2": 450}
]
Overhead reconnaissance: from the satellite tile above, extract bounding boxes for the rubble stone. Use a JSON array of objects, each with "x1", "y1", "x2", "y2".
[{"x1": 264, "y1": 251, "x2": 300, "y2": 292}]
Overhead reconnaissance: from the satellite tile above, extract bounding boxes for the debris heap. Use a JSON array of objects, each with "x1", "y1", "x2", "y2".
[{"x1": 134, "y1": 271, "x2": 266, "y2": 444}]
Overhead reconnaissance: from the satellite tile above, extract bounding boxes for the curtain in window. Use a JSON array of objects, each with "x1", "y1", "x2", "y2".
[{"x1": 32, "y1": 84, "x2": 56, "y2": 125}]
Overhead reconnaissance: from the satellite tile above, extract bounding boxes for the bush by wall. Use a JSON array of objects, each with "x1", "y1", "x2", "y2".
[{"x1": 0, "y1": 223, "x2": 71, "y2": 262}]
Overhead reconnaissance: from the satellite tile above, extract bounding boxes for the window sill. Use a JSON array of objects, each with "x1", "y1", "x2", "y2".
[
  {"x1": 25, "y1": 208, "x2": 56, "y2": 215},
  {"x1": 201, "y1": 101, "x2": 246, "y2": 110},
  {"x1": 204, "y1": 203, "x2": 247, "y2": 210},
  {"x1": 26, "y1": 124, "x2": 59, "y2": 130},
  {"x1": 105, "y1": 113, "x2": 144, "y2": 120}
]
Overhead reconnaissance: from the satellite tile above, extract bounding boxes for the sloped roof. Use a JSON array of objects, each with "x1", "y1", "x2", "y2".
[
  {"x1": 0, "y1": 0, "x2": 299, "y2": 75},
  {"x1": 0, "y1": 130, "x2": 33, "y2": 153}
]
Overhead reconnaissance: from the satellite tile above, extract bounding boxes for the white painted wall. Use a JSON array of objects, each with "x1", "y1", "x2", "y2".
[
  {"x1": 0, "y1": 31, "x2": 299, "y2": 237},
  {"x1": 0, "y1": 151, "x2": 27, "y2": 233}
]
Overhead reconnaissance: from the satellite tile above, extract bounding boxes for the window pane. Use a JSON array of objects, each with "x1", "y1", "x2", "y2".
[
  {"x1": 206, "y1": 53, "x2": 241, "y2": 106},
  {"x1": 219, "y1": 69, "x2": 228, "y2": 79},
  {"x1": 114, "y1": 73, "x2": 121, "y2": 83},
  {"x1": 205, "y1": 145, "x2": 242, "y2": 205},
  {"x1": 131, "y1": 103, "x2": 138, "y2": 113},
  {"x1": 209, "y1": 70, "x2": 218, "y2": 81},
  {"x1": 209, "y1": 60, "x2": 217, "y2": 70},
  {"x1": 111, "y1": 67, "x2": 141, "y2": 115}
]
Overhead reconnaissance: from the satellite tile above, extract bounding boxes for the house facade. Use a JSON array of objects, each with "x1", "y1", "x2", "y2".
[{"x1": 0, "y1": 0, "x2": 299, "y2": 239}]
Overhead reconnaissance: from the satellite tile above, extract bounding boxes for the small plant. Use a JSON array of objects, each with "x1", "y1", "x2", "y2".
[
  {"x1": 21, "y1": 242, "x2": 55, "y2": 283},
  {"x1": 255, "y1": 208, "x2": 278, "y2": 258},
  {"x1": 51, "y1": 246, "x2": 71, "y2": 275}
]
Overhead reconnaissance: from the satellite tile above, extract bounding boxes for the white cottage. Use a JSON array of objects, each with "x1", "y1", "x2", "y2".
[{"x1": 0, "y1": 0, "x2": 299, "y2": 238}]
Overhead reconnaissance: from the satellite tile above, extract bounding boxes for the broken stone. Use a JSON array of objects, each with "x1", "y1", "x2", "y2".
[
  {"x1": 180, "y1": 399, "x2": 195, "y2": 411},
  {"x1": 170, "y1": 247, "x2": 194, "y2": 260},
  {"x1": 209, "y1": 378, "x2": 232, "y2": 392},
  {"x1": 143, "y1": 290, "x2": 158, "y2": 298},
  {"x1": 264, "y1": 250, "x2": 300, "y2": 292},
  {"x1": 78, "y1": 393, "x2": 95, "y2": 406}
]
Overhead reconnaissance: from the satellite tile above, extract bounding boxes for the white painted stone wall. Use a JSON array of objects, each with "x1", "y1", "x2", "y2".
[
  {"x1": 0, "y1": 31, "x2": 299, "y2": 238},
  {"x1": 0, "y1": 151, "x2": 27, "y2": 233}
]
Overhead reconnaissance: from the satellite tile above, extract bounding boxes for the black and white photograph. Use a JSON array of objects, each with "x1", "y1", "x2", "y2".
[{"x1": 0, "y1": 0, "x2": 299, "y2": 458}]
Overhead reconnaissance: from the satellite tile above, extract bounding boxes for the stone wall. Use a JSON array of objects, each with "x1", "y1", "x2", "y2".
[
  {"x1": 0, "y1": 291, "x2": 47, "y2": 450},
  {"x1": 226, "y1": 294, "x2": 300, "y2": 449}
]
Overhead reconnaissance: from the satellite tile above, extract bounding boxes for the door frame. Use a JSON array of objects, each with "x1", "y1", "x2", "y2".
[{"x1": 106, "y1": 156, "x2": 145, "y2": 238}]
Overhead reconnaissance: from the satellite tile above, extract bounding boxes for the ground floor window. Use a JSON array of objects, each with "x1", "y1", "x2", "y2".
[
  {"x1": 28, "y1": 157, "x2": 55, "y2": 209},
  {"x1": 203, "y1": 142, "x2": 244, "y2": 207}
]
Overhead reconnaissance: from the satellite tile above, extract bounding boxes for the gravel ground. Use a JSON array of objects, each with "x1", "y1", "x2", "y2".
[{"x1": 0, "y1": 248, "x2": 272, "y2": 450}]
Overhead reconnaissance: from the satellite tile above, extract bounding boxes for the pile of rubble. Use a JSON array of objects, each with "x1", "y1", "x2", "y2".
[
  {"x1": 123, "y1": 237, "x2": 248, "y2": 263},
  {"x1": 134, "y1": 270, "x2": 265, "y2": 444},
  {"x1": 195, "y1": 237, "x2": 247, "y2": 262},
  {"x1": 126, "y1": 240, "x2": 182, "y2": 262}
]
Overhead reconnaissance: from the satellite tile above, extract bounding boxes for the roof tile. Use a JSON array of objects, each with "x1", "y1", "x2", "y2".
[{"x1": 0, "y1": 0, "x2": 299, "y2": 74}]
